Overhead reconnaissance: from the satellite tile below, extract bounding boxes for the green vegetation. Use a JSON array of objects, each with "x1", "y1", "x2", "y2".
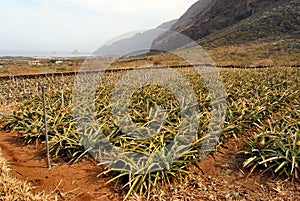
[
  {"x1": 1, "y1": 66, "x2": 299, "y2": 199},
  {"x1": 243, "y1": 108, "x2": 300, "y2": 179}
]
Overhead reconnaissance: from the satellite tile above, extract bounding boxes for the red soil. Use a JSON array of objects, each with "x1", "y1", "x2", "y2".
[
  {"x1": 0, "y1": 131, "x2": 121, "y2": 201},
  {"x1": 0, "y1": 130, "x2": 299, "y2": 201}
]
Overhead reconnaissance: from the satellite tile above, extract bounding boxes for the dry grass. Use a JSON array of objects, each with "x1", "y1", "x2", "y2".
[
  {"x1": 204, "y1": 40, "x2": 300, "y2": 66},
  {"x1": 0, "y1": 149, "x2": 58, "y2": 201}
]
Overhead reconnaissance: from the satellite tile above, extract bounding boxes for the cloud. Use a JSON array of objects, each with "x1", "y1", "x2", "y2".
[
  {"x1": 0, "y1": 0, "x2": 198, "y2": 52},
  {"x1": 61, "y1": 0, "x2": 197, "y2": 15},
  {"x1": 40, "y1": 2, "x2": 69, "y2": 17}
]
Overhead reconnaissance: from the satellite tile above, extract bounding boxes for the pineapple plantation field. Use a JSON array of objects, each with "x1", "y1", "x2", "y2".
[{"x1": 0, "y1": 64, "x2": 299, "y2": 201}]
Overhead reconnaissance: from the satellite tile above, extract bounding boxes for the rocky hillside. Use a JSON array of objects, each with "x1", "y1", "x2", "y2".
[{"x1": 152, "y1": 0, "x2": 299, "y2": 65}]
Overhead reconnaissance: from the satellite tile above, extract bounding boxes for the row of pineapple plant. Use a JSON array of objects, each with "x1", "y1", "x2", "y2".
[
  {"x1": 2, "y1": 69, "x2": 217, "y2": 199},
  {"x1": 1, "y1": 66, "x2": 299, "y2": 199},
  {"x1": 243, "y1": 108, "x2": 300, "y2": 180},
  {"x1": 3, "y1": 88, "x2": 86, "y2": 162},
  {"x1": 0, "y1": 74, "x2": 75, "y2": 104}
]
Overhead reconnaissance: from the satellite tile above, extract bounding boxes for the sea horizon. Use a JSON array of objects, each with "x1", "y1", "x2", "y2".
[{"x1": 0, "y1": 50, "x2": 90, "y2": 58}]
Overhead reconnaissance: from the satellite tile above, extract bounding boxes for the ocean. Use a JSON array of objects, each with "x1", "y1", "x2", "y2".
[{"x1": 0, "y1": 50, "x2": 90, "y2": 58}]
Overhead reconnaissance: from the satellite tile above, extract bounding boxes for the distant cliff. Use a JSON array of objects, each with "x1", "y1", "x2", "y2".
[
  {"x1": 95, "y1": 19, "x2": 177, "y2": 56},
  {"x1": 152, "y1": 0, "x2": 299, "y2": 51}
]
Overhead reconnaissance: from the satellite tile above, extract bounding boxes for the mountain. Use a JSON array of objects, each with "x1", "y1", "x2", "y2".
[
  {"x1": 152, "y1": 0, "x2": 300, "y2": 65},
  {"x1": 95, "y1": 19, "x2": 177, "y2": 56},
  {"x1": 157, "y1": 19, "x2": 178, "y2": 30}
]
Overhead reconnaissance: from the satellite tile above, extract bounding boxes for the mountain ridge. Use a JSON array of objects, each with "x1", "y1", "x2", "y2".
[
  {"x1": 95, "y1": 19, "x2": 177, "y2": 56},
  {"x1": 152, "y1": 0, "x2": 299, "y2": 50}
]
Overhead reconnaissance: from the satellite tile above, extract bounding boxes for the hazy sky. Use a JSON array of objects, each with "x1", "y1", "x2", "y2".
[{"x1": 0, "y1": 0, "x2": 198, "y2": 53}]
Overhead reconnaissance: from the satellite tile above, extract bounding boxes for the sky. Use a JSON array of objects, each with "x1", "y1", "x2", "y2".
[{"x1": 0, "y1": 0, "x2": 198, "y2": 54}]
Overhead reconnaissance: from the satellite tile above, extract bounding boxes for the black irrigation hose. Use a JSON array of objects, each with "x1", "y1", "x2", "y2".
[{"x1": 0, "y1": 64, "x2": 299, "y2": 81}]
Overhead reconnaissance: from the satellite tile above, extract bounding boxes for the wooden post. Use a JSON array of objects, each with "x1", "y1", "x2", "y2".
[{"x1": 42, "y1": 85, "x2": 51, "y2": 169}]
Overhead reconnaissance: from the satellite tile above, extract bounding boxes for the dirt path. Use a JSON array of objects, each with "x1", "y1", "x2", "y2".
[
  {"x1": 183, "y1": 137, "x2": 300, "y2": 201},
  {"x1": 0, "y1": 131, "x2": 121, "y2": 201}
]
